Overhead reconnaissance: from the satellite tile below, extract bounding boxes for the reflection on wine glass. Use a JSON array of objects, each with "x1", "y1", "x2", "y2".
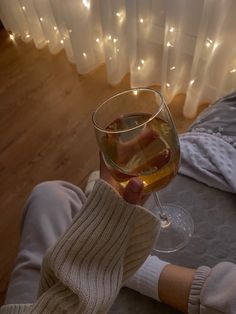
[{"x1": 92, "y1": 88, "x2": 194, "y2": 253}]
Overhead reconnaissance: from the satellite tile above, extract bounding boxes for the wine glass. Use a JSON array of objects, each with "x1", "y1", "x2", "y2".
[{"x1": 92, "y1": 88, "x2": 194, "y2": 253}]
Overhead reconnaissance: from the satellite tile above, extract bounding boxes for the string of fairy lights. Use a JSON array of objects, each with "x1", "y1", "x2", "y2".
[{"x1": 6, "y1": 0, "x2": 236, "y2": 89}]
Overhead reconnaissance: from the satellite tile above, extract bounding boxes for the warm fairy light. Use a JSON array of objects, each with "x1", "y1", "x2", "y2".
[
  {"x1": 82, "y1": 0, "x2": 90, "y2": 9},
  {"x1": 142, "y1": 180, "x2": 148, "y2": 187},
  {"x1": 60, "y1": 39, "x2": 64, "y2": 44},
  {"x1": 213, "y1": 42, "x2": 219, "y2": 51},
  {"x1": 166, "y1": 42, "x2": 173, "y2": 47},
  {"x1": 69, "y1": 29, "x2": 72, "y2": 33},
  {"x1": 190, "y1": 79, "x2": 195, "y2": 85},
  {"x1": 40, "y1": 17, "x2": 43, "y2": 22},
  {"x1": 9, "y1": 34, "x2": 15, "y2": 41},
  {"x1": 133, "y1": 90, "x2": 138, "y2": 95},
  {"x1": 230, "y1": 69, "x2": 236, "y2": 73},
  {"x1": 96, "y1": 38, "x2": 100, "y2": 43},
  {"x1": 83, "y1": 52, "x2": 87, "y2": 57},
  {"x1": 166, "y1": 83, "x2": 170, "y2": 88},
  {"x1": 170, "y1": 66, "x2": 176, "y2": 70},
  {"x1": 54, "y1": 26, "x2": 58, "y2": 31},
  {"x1": 113, "y1": 38, "x2": 118, "y2": 43},
  {"x1": 169, "y1": 27, "x2": 175, "y2": 32},
  {"x1": 139, "y1": 18, "x2": 144, "y2": 23},
  {"x1": 117, "y1": 48, "x2": 120, "y2": 52},
  {"x1": 22, "y1": 6, "x2": 26, "y2": 11},
  {"x1": 137, "y1": 60, "x2": 144, "y2": 71},
  {"x1": 109, "y1": 56, "x2": 112, "y2": 60},
  {"x1": 26, "y1": 34, "x2": 30, "y2": 38},
  {"x1": 107, "y1": 35, "x2": 112, "y2": 40},
  {"x1": 116, "y1": 11, "x2": 125, "y2": 23},
  {"x1": 205, "y1": 38, "x2": 213, "y2": 47}
]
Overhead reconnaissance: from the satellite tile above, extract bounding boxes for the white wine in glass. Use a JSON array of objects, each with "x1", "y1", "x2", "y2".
[{"x1": 92, "y1": 88, "x2": 194, "y2": 253}]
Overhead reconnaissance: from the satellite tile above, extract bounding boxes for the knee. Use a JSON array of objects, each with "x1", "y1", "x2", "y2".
[
  {"x1": 21, "y1": 181, "x2": 71, "y2": 226},
  {"x1": 27, "y1": 181, "x2": 68, "y2": 215},
  {"x1": 24, "y1": 181, "x2": 85, "y2": 221},
  {"x1": 19, "y1": 182, "x2": 76, "y2": 249},
  {"x1": 31, "y1": 181, "x2": 61, "y2": 200}
]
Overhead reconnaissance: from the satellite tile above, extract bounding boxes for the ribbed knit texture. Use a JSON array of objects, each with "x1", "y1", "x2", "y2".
[
  {"x1": 124, "y1": 255, "x2": 169, "y2": 301},
  {"x1": 188, "y1": 266, "x2": 211, "y2": 314},
  {"x1": 0, "y1": 304, "x2": 32, "y2": 314},
  {"x1": 1, "y1": 180, "x2": 159, "y2": 314}
]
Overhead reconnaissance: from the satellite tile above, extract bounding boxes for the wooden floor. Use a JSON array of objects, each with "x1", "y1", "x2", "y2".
[{"x1": 0, "y1": 28, "x2": 198, "y2": 304}]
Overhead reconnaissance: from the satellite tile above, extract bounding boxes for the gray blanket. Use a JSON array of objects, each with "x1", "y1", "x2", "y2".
[
  {"x1": 180, "y1": 132, "x2": 236, "y2": 193},
  {"x1": 180, "y1": 91, "x2": 236, "y2": 194},
  {"x1": 111, "y1": 92, "x2": 236, "y2": 313}
]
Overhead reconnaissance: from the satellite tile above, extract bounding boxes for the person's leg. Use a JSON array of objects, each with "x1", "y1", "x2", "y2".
[{"x1": 5, "y1": 180, "x2": 86, "y2": 305}]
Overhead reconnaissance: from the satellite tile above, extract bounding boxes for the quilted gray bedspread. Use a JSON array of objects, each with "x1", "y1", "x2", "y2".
[
  {"x1": 110, "y1": 92, "x2": 236, "y2": 313},
  {"x1": 110, "y1": 174, "x2": 236, "y2": 313}
]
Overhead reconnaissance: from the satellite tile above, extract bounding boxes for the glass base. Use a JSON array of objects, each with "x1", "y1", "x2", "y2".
[{"x1": 152, "y1": 204, "x2": 194, "y2": 253}]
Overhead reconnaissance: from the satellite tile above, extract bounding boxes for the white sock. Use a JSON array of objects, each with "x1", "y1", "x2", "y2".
[
  {"x1": 84, "y1": 170, "x2": 100, "y2": 197},
  {"x1": 124, "y1": 255, "x2": 169, "y2": 301}
]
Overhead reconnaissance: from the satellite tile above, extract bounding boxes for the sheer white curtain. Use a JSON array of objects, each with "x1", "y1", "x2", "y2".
[{"x1": 1, "y1": 0, "x2": 236, "y2": 118}]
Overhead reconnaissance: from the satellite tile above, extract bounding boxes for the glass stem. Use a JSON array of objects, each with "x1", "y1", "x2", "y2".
[{"x1": 153, "y1": 192, "x2": 171, "y2": 228}]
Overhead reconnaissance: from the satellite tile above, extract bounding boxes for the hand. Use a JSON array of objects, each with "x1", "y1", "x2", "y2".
[
  {"x1": 100, "y1": 153, "x2": 146, "y2": 205},
  {"x1": 100, "y1": 127, "x2": 159, "y2": 205}
]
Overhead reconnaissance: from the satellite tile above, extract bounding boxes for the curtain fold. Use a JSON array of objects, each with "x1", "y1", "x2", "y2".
[{"x1": 1, "y1": 0, "x2": 236, "y2": 118}]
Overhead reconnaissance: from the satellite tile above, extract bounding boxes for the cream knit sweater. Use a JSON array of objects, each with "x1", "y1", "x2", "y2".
[{"x1": 0, "y1": 180, "x2": 160, "y2": 314}]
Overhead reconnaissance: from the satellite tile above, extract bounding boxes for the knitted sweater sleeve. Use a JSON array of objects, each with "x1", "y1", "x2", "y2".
[{"x1": 0, "y1": 180, "x2": 159, "y2": 314}]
